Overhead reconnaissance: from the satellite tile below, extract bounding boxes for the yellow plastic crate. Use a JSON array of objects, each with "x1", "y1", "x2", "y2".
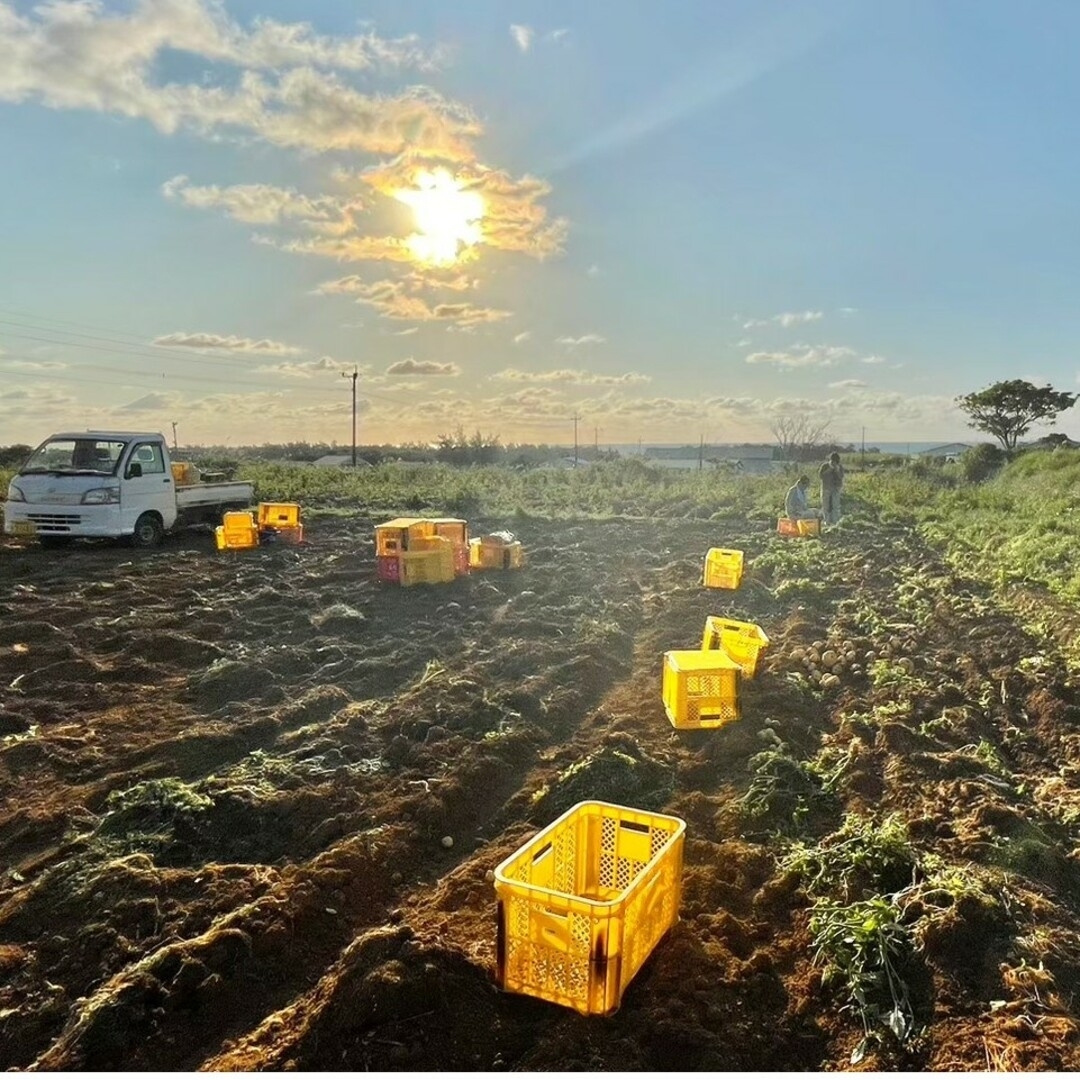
[
  {"x1": 469, "y1": 538, "x2": 525, "y2": 569},
  {"x1": 431, "y1": 517, "x2": 469, "y2": 545},
  {"x1": 662, "y1": 649, "x2": 741, "y2": 729},
  {"x1": 400, "y1": 545, "x2": 455, "y2": 586},
  {"x1": 494, "y1": 800, "x2": 686, "y2": 1016},
  {"x1": 701, "y1": 617, "x2": 770, "y2": 679},
  {"x1": 797, "y1": 517, "x2": 821, "y2": 537},
  {"x1": 375, "y1": 518, "x2": 436, "y2": 556},
  {"x1": 171, "y1": 461, "x2": 198, "y2": 485},
  {"x1": 258, "y1": 502, "x2": 301, "y2": 528},
  {"x1": 702, "y1": 547, "x2": 744, "y2": 589},
  {"x1": 215, "y1": 511, "x2": 259, "y2": 551}
]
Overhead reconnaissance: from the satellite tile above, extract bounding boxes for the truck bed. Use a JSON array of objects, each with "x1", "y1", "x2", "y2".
[{"x1": 175, "y1": 481, "x2": 254, "y2": 508}]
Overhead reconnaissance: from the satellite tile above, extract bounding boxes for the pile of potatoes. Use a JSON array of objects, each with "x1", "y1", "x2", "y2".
[{"x1": 789, "y1": 631, "x2": 917, "y2": 691}]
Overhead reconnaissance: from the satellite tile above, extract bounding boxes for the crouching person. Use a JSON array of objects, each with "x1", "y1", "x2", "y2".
[{"x1": 784, "y1": 475, "x2": 823, "y2": 523}]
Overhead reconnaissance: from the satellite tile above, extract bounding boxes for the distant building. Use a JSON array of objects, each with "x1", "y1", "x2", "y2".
[
  {"x1": 915, "y1": 443, "x2": 971, "y2": 461},
  {"x1": 312, "y1": 454, "x2": 372, "y2": 468},
  {"x1": 643, "y1": 444, "x2": 779, "y2": 472}
]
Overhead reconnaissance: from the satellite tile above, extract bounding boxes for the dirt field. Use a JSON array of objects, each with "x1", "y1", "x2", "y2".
[{"x1": 2, "y1": 513, "x2": 1080, "y2": 1071}]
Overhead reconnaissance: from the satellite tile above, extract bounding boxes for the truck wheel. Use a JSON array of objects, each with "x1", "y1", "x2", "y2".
[
  {"x1": 39, "y1": 536, "x2": 72, "y2": 549},
  {"x1": 132, "y1": 513, "x2": 165, "y2": 548}
]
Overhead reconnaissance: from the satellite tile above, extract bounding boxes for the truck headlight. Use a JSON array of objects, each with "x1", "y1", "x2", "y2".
[
  {"x1": 7, "y1": 483, "x2": 25, "y2": 502},
  {"x1": 81, "y1": 487, "x2": 120, "y2": 505}
]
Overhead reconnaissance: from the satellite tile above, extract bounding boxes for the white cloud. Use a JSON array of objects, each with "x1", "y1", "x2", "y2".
[
  {"x1": 119, "y1": 391, "x2": 184, "y2": 412},
  {"x1": 513, "y1": 331, "x2": 532, "y2": 345},
  {"x1": 828, "y1": 378, "x2": 867, "y2": 389},
  {"x1": 860, "y1": 355, "x2": 886, "y2": 364},
  {"x1": 510, "y1": 25, "x2": 534, "y2": 52},
  {"x1": 152, "y1": 332, "x2": 304, "y2": 356},
  {"x1": 162, "y1": 175, "x2": 363, "y2": 229},
  {"x1": 494, "y1": 368, "x2": 650, "y2": 386},
  {"x1": 586, "y1": 264, "x2": 601, "y2": 277},
  {"x1": 0, "y1": 357, "x2": 68, "y2": 371},
  {"x1": 743, "y1": 310, "x2": 823, "y2": 330},
  {"x1": 258, "y1": 356, "x2": 352, "y2": 379},
  {"x1": 745, "y1": 345, "x2": 855, "y2": 368},
  {"x1": 318, "y1": 277, "x2": 510, "y2": 328},
  {"x1": 0, "y1": 3, "x2": 478, "y2": 159},
  {"x1": 556, "y1": 334, "x2": 606, "y2": 348},
  {"x1": 385, "y1": 358, "x2": 460, "y2": 376}
]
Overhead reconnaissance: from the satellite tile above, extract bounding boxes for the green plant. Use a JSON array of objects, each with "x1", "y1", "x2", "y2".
[
  {"x1": 782, "y1": 812, "x2": 916, "y2": 900},
  {"x1": 810, "y1": 896, "x2": 916, "y2": 1062}
]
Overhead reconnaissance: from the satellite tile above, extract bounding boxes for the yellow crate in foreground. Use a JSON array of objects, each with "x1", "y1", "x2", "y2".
[
  {"x1": 495, "y1": 800, "x2": 685, "y2": 1016},
  {"x1": 797, "y1": 517, "x2": 821, "y2": 537},
  {"x1": 215, "y1": 510, "x2": 259, "y2": 550},
  {"x1": 701, "y1": 617, "x2": 770, "y2": 679},
  {"x1": 702, "y1": 547, "x2": 744, "y2": 589},
  {"x1": 662, "y1": 649, "x2": 741, "y2": 729}
]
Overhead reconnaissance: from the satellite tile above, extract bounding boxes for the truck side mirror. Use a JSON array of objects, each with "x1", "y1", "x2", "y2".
[{"x1": 127, "y1": 462, "x2": 143, "y2": 478}]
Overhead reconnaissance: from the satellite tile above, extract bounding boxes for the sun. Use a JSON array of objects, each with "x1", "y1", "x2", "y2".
[{"x1": 395, "y1": 168, "x2": 484, "y2": 266}]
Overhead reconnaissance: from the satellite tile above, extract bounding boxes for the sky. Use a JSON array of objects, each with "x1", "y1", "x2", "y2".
[{"x1": 3, "y1": 0, "x2": 1080, "y2": 449}]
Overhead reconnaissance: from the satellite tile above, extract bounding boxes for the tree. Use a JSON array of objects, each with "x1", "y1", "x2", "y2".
[
  {"x1": 770, "y1": 412, "x2": 832, "y2": 461},
  {"x1": 956, "y1": 379, "x2": 1079, "y2": 453}
]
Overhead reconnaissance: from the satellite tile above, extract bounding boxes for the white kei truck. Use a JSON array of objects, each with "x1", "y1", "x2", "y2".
[{"x1": 3, "y1": 431, "x2": 255, "y2": 547}]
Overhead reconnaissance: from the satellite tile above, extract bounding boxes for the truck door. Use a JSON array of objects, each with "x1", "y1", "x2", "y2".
[{"x1": 120, "y1": 440, "x2": 178, "y2": 532}]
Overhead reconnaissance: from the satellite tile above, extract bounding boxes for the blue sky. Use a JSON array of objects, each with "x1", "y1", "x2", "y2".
[{"x1": 2, "y1": 0, "x2": 1080, "y2": 447}]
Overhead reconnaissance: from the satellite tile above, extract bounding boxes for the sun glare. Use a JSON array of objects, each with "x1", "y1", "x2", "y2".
[{"x1": 395, "y1": 168, "x2": 484, "y2": 266}]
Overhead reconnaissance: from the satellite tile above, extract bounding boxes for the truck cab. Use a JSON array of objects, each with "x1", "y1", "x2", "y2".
[{"x1": 4, "y1": 431, "x2": 254, "y2": 547}]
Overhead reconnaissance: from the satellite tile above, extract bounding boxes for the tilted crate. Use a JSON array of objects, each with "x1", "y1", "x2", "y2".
[
  {"x1": 374, "y1": 517, "x2": 436, "y2": 557},
  {"x1": 776, "y1": 517, "x2": 800, "y2": 537},
  {"x1": 258, "y1": 502, "x2": 301, "y2": 528},
  {"x1": 432, "y1": 518, "x2": 469, "y2": 576},
  {"x1": 469, "y1": 537, "x2": 525, "y2": 570},
  {"x1": 215, "y1": 510, "x2": 259, "y2": 551},
  {"x1": 495, "y1": 800, "x2": 686, "y2": 1016},
  {"x1": 701, "y1": 617, "x2": 770, "y2": 679},
  {"x1": 702, "y1": 547, "x2": 744, "y2": 590},
  {"x1": 662, "y1": 649, "x2": 741, "y2": 729},
  {"x1": 797, "y1": 517, "x2": 821, "y2": 537}
]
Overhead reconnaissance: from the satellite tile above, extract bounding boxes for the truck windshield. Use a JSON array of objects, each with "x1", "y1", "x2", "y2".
[{"x1": 20, "y1": 438, "x2": 128, "y2": 477}]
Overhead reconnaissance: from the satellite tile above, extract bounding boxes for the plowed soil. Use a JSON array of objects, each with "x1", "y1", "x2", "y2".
[{"x1": 2, "y1": 513, "x2": 1080, "y2": 1071}]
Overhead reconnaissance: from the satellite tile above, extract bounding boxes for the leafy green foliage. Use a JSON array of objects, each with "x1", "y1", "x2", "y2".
[
  {"x1": 810, "y1": 896, "x2": 916, "y2": 1062},
  {"x1": 956, "y1": 379, "x2": 1078, "y2": 453}
]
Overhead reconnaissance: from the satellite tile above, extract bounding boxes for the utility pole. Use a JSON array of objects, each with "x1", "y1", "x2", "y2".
[
  {"x1": 698, "y1": 433, "x2": 704, "y2": 471},
  {"x1": 594, "y1": 425, "x2": 599, "y2": 456},
  {"x1": 861, "y1": 426, "x2": 865, "y2": 469},
  {"x1": 343, "y1": 368, "x2": 358, "y2": 466},
  {"x1": 171, "y1": 421, "x2": 178, "y2": 454},
  {"x1": 572, "y1": 413, "x2": 581, "y2": 467}
]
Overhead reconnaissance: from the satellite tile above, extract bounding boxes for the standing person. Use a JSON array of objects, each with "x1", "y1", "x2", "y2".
[{"x1": 819, "y1": 452, "x2": 845, "y2": 525}]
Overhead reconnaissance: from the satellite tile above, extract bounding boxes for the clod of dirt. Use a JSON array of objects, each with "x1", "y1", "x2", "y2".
[
  {"x1": 188, "y1": 659, "x2": 277, "y2": 710},
  {"x1": 310, "y1": 604, "x2": 366, "y2": 632}
]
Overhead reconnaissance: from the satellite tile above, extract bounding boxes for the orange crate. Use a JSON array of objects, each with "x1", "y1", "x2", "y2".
[
  {"x1": 662, "y1": 649, "x2": 741, "y2": 729},
  {"x1": 776, "y1": 517, "x2": 800, "y2": 537},
  {"x1": 702, "y1": 548, "x2": 744, "y2": 589},
  {"x1": 431, "y1": 517, "x2": 469, "y2": 545},
  {"x1": 701, "y1": 617, "x2": 770, "y2": 679},
  {"x1": 495, "y1": 800, "x2": 686, "y2": 1015}
]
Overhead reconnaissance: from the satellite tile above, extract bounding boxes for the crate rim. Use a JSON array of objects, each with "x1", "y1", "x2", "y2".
[
  {"x1": 493, "y1": 799, "x2": 686, "y2": 908},
  {"x1": 703, "y1": 616, "x2": 771, "y2": 647}
]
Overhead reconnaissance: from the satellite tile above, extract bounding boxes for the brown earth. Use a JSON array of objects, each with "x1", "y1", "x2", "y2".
[{"x1": 1, "y1": 513, "x2": 1080, "y2": 1071}]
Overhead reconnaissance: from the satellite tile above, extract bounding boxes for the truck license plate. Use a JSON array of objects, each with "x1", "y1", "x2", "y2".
[{"x1": 12, "y1": 521, "x2": 37, "y2": 536}]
